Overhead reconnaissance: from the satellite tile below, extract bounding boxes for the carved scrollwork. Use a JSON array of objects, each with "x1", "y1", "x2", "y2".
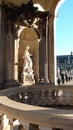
[{"x1": 2, "y1": 0, "x2": 51, "y2": 27}]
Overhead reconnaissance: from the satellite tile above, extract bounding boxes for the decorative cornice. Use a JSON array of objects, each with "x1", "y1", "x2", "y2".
[{"x1": 2, "y1": 0, "x2": 52, "y2": 27}]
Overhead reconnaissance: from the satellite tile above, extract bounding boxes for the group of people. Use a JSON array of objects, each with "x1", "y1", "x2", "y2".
[{"x1": 57, "y1": 69, "x2": 73, "y2": 85}]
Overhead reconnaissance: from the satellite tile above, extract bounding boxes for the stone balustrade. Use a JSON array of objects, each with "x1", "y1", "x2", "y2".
[
  {"x1": 0, "y1": 85, "x2": 73, "y2": 130},
  {"x1": 8, "y1": 85, "x2": 73, "y2": 107}
]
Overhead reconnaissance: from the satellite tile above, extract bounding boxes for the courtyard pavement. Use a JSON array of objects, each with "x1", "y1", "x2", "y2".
[{"x1": 64, "y1": 79, "x2": 73, "y2": 85}]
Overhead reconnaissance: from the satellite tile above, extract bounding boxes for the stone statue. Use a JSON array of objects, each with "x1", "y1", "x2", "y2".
[
  {"x1": 22, "y1": 46, "x2": 33, "y2": 74},
  {"x1": 22, "y1": 46, "x2": 35, "y2": 85}
]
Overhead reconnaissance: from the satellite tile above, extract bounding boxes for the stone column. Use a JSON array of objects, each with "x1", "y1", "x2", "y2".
[
  {"x1": 5, "y1": 20, "x2": 16, "y2": 87},
  {"x1": 39, "y1": 25, "x2": 45, "y2": 83},
  {"x1": 0, "y1": 1, "x2": 6, "y2": 89},
  {"x1": 48, "y1": 16, "x2": 56, "y2": 85},
  {"x1": 44, "y1": 16, "x2": 49, "y2": 83},
  {"x1": 14, "y1": 38, "x2": 19, "y2": 81},
  {"x1": 0, "y1": 1, "x2": 2, "y2": 88},
  {"x1": 6, "y1": 21, "x2": 13, "y2": 79},
  {"x1": 39, "y1": 17, "x2": 49, "y2": 84}
]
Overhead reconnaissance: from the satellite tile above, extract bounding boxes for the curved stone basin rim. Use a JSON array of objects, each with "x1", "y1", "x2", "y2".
[{"x1": 0, "y1": 86, "x2": 73, "y2": 129}]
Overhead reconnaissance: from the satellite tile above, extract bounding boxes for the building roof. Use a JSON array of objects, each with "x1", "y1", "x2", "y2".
[{"x1": 57, "y1": 55, "x2": 73, "y2": 59}]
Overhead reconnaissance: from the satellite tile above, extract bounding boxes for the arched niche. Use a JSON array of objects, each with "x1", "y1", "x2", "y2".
[{"x1": 18, "y1": 27, "x2": 40, "y2": 83}]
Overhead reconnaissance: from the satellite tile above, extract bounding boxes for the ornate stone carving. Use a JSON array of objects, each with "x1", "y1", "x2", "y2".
[{"x1": 2, "y1": 0, "x2": 51, "y2": 28}]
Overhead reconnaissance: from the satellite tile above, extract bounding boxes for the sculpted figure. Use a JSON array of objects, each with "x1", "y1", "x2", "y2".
[{"x1": 22, "y1": 46, "x2": 33, "y2": 74}]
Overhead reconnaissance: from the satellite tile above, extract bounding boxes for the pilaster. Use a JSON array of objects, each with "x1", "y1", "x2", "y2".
[
  {"x1": 14, "y1": 39, "x2": 19, "y2": 81},
  {"x1": 39, "y1": 25, "x2": 45, "y2": 83},
  {"x1": 48, "y1": 16, "x2": 56, "y2": 85},
  {"x1": 5, "y1": 21, "x2": 14, "y2": 79},
  {"x1": 0, "y1": 1, "x2": 2, "y2": 88},
  {"x1": 44, "y1": 16, "x2": 49, "y2": 83},
  {"x1": 39, "y1": 16, "x2": 50, "y2": 84},
  {"x1": 4, "y1": 20, "x2": 19, "y2": 88},
  {"x1": 0, "y1": 1, "x2": 6, "y2": 89}
]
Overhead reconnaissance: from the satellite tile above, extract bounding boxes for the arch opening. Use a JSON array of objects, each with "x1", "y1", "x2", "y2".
[{"x1": 55, "y1": 0, "x2": 73, "y2": 85}]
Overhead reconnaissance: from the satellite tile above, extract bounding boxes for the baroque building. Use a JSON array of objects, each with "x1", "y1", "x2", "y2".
[
  {"x1": 57, "y1": 52, "x2": 73, "y2": 71},
  {"x1": 57, "y1": 53, "x2": 73, "y2": 84},
  {"x1": 0, "y1": 0, "x2": 73, "y2": 130}
]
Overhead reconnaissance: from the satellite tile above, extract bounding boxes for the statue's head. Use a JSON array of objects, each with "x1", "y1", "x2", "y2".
[{"x1": 26, "y1": 46, "x2": 30, "y2": 50}]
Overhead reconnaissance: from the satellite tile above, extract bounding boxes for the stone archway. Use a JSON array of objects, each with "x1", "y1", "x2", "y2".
[{"x1": 54, "y1": 0, "x2": 66, "y2": 84}]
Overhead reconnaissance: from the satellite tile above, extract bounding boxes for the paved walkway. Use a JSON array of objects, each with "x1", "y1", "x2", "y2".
[{"x1": 64, "y1": 79, "x2": 73, "y2": 85}]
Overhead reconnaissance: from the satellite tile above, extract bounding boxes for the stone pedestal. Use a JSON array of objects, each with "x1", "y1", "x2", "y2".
[{"x1": 21, "y1": 72, "x2": 35, "y2": 85}]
